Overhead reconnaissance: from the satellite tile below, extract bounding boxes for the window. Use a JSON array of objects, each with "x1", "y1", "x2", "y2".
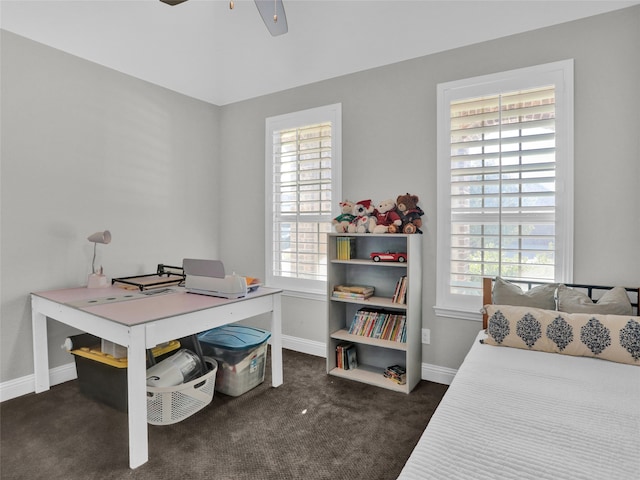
[
  {"x1": 435, "y1": 61, "x2": 574, "y2": 319},
  {"x1": 265, "y1": 104, "x2": 342, "y2": 295}
]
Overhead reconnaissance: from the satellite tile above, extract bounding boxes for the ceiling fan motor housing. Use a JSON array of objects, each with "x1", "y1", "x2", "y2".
[{"x1": 159, "y1": 0, "x2": 288, "y2": 36}]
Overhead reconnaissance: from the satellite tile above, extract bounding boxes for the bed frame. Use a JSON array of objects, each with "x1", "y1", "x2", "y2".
[
  {"x1": 482, "y1": 277, "x2": 640, "y2": 329},
  {"x1": 399, "y1": 277, "x2": 640, "y2": 480}
]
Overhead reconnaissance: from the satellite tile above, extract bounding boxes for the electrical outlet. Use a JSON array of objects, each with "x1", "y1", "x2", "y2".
[{"x1": 421, "y1": 328, "x2": 431, "y2": 344}]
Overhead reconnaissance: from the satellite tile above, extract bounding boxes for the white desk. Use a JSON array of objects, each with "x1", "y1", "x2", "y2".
[{"x1": 30, "y1": 285, "x2": 283, "y2": 469}]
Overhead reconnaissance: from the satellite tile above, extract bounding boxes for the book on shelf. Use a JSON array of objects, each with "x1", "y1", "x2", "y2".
[
  {"x1": 392, "y1": 275, "x2": 407, "y2": 304},
  {"x1": 336, "y1": 342, "x2": 357, "y2": 370},
  {"x1": 346, "y1": 346, "x2": 358, "y2": 370},
  {"x1": 336, "y1": 236, "x2": 356, "y2": 260},
  {"x1": 332, "y1": 285, "x2": 374, "y2": 300},
  {"x1": 348, "y1": 307, "x2": 407, "y2": 342},
  {"x1": 383, "y1": 364, "x2": 406, "y2": 385}
]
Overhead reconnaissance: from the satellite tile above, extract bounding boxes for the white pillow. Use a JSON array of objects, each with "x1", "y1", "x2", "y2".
[
  {"x1": 557, "y1": 285, "x2": 632, "y2": 315},
  {"x1": 492, "y1": 277, "x2": 557, "y2": 310}
]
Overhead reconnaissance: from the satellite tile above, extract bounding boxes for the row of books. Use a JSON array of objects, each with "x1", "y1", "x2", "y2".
[
  {"x1": 336, "y1": 342, "x2": 358, "y2": 370},
  {"x1": 336, "y1": 236, "x2": 356, "y2": 260},
  {"x1": 348, "y1": 308, "x2": 407, "y2": 343},
  {"x1": 392, "y1": 275, "x2": 408, "y2": 304},
  {"x1": 384, "y1": 365, "x2": 406, "y2": 385},
  {"x1": 332, "y1": 278, "x2": 407, "y2": 303},
  {"x1": 332, "y1": 284, "x2": 374, "y2": 300}
]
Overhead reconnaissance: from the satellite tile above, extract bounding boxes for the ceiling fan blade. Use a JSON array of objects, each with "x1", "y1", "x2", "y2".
[
  {"x1": 254, "y1": 0, "x2": 288, "y2": 36},
  {"x1": 159, "y1": 0, "x2": 189, "y2": 6}
]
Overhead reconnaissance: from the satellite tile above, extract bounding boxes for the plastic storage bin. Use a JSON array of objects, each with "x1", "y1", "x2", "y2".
[
  {"x1": 71, "y1": 340, "x2": 180, "y2": 413},
  {"x1": 198, "y1": 325, "x2": 271, "y2": 397}
]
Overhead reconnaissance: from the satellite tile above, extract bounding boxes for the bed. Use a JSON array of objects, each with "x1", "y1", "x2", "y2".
[{"x1": 398, "y1": 278, "x2": 640, "y2": 480}]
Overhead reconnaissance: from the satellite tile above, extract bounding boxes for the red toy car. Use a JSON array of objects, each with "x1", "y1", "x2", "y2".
[{"x1": 370, "y1": 251, "x2": 407, "y2": 263}]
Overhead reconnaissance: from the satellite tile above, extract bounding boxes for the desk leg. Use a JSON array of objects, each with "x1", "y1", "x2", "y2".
[
  {"x1": 270, "y1": 293, "x2": 283, "y2": 387},
  {"x1": 127, "y1": 326, "x2": 148, "y2": 469},
  {"x1": 31, "y1": 306, "x2": 50, "y2": 393}
]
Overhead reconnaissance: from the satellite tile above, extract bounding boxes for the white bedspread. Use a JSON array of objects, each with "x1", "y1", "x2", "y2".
[{"x1": 398, "y1": 331, "x2": 640, "y2": 479}]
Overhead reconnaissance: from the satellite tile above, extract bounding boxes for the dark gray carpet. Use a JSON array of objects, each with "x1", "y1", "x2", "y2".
[{"x1": 1, "y1": 348, "x2": 447, "y2": 480}]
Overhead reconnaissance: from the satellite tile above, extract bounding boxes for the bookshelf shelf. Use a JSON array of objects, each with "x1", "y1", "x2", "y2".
[
  {"x1": 330, "y1": 258, "x2": 408, "y2": 268},
  {"x1": 330, "y1": 295, "x2": 408, "y2": 310},
  {"x1": 326, "y1": 233, "x2": 422, "y2": 394},
  {"x1": 328, "y1": 364, "x2": 408, "y2": 393},
  {"x1": 330, "y1": 329, "x2": 408, "y2": 351}
]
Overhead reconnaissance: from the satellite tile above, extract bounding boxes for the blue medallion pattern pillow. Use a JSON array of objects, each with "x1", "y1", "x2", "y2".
[
  {"x1": 516, "y1": 313, "x2": 542, "y2": 348},
  {"x1": 487, "y1": 310, "x2": 510, "y2": 344},
  {"x1": 483, "y1": 305, "x2": 551, "y2": 351},
  {"x1": 580, "y1": 317, "x2": 611, "y2": 355},
  {"x1": 620, "y1": 319, "x2": 640, "y2": 360},
  {"x1": 483, "y1": 305, "x2": 640, "y2": 366},
  {"x1": 546, "y1": 316, "x2": 573, "y2": 351}
]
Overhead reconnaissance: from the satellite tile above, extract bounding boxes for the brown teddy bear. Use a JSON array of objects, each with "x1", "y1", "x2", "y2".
[{"x1": 396, "y1": 193, "x2": 424, "y2": 234}]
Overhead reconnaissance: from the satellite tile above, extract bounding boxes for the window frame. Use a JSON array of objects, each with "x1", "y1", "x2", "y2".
[
  {"x1": 265, "y1": 103, "x2": 342, "y2": 296},
  {"x1": 435, "y1": 61, "x2": 574, "y2": 320}
]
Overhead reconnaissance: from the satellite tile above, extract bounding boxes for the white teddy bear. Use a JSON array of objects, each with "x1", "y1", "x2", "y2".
[{"x1": 347, "y1": 199, "x2": 377, "y2": 233}]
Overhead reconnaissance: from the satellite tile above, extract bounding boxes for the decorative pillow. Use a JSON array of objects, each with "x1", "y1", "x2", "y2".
[
  {"x1": 557, "y1": 285, "x2": 633, "y2": 315},
  {"x1": 492, "y1": 277, "x2": 557, "y2": 311},
  {"x1": 482, "y1": 304, "x2": 640, "y2": 366}
]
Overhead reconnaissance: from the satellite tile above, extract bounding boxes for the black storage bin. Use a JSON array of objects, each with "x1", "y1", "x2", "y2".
[{"x1": 70, "y1": 338, "x2": 180, "y2": 412}]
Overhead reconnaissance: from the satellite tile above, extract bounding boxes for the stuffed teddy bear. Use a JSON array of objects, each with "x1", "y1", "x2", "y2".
[
  {"x1": 372, "y1": 198, "x2": 402, "y2": 233},
  {"x1": 347, "y1": 199, "x2": 377, "y2": 233},
  {"x1": 396, "y1": 193, "x2": 424, "y2": 234},
  {"x1": 333, "y1": 200, "x2": 356, "y2": 232}
]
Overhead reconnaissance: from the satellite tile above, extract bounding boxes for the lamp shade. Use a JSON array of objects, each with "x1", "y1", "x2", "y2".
[{"x1": 87, "y1": 230, "x2": 111, "y2": 244}]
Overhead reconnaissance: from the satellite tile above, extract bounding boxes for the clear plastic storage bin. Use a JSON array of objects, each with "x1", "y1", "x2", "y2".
[{"x1": 198, "y1": 325, "x2": 271, "y2": 397}]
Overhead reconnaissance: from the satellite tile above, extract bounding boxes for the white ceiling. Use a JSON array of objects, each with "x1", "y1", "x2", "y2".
[{"x1": 2, "y1": 0, "x2": 638, "y2": 105}]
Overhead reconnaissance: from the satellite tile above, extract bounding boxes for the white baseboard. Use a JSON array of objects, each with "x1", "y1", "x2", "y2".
[
  {"x1": 421, "y1": 363, "x2": 457, "y2": 386},
  {"x1": 281, "y1": 334, "x2": 326, "y2": 357},
  {"x1": 1, "y1": 362, "x2": 77, "y2": 402},
  {"x1": 1, "y1": 336, "x2": 455, "y2": 402}
]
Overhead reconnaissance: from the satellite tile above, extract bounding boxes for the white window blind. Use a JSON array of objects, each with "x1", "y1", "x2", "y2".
[
  {"x1": 266, "y1": 104, "x2": 342, "y2": 294},
  {"x1": 450, "y1": 86, "x2": 557, "y2": 293},
  {"x1": 436, "y1": 61, "x2": 573, "y2": 318}
]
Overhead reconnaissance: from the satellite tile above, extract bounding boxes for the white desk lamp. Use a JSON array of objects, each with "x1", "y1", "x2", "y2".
[{"x1": 87, "y1": 230, "x2": 111, "y2": 288}]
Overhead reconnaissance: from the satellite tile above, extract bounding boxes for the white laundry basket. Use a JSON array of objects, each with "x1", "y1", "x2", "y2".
[{"x1": 146, "y1": 357, "x2": 218, "y2": 425}]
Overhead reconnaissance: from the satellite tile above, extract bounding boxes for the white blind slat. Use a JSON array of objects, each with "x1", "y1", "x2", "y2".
[
  {"x1": 450, "y1": 103, "x2": 555, "y2": 130},
  {"x1": 450, "y1": 117, "x2": 555, "y2": 139}
]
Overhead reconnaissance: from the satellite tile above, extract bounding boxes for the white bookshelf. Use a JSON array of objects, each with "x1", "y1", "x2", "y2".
[{"x1": 326, "y1": 233, "x2": 422, "y2": 393}]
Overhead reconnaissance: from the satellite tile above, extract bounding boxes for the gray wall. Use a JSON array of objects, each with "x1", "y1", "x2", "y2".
[
  {"x1": 1, "y1": 30, "x2": 221, "y2": 382},
  {"x1": 1, "y1": 5, "x2": 639, "y2": 388},
  {"x1": 219, "y1": 6, "x2": 640, "y2": 369}
]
